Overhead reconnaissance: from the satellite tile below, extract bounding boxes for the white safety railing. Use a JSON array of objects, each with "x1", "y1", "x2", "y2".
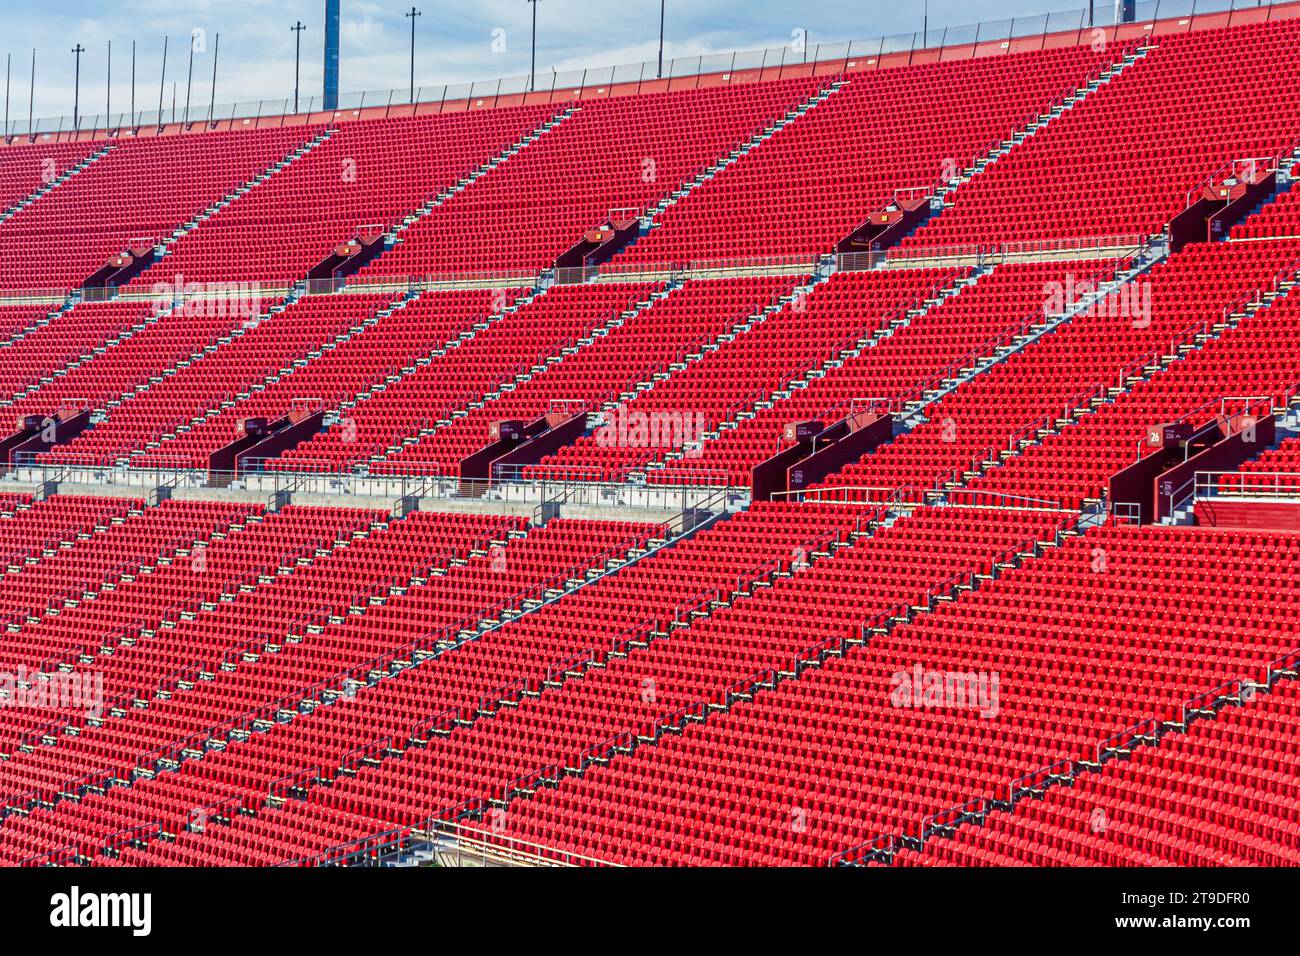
[{"x1": 5, "y1": 0, "x2": 1290, "y2": 140}]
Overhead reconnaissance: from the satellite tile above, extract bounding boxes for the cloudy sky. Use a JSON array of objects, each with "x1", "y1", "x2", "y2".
[{"x1": 3, "y1": 0, "x2": 1133, "y2": 126}]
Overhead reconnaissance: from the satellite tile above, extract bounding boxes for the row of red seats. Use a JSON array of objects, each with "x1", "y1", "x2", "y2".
[
  {"x1": 895, "y1": 662, "x2": 1300, "y2": 866},
  {"x1": 1229, "y1": 179, "x2": 1300, "y2": 241},
  {"x1": 970, "y1": 268, "x2": 1300, "y2": 509},
  {"x1": 90, "y1": 504, "x2": 1055, "y2": 865},
  {"x1": 0, "y1": 498, "x2": 249, "y2": 627},
  {"x1": 0, "y1": 139, "x2": 99, "y2": 213},
  {"x1": 616, "y1": 43, "x2": 1125, "y2": 266},
  {"x1": 532, "y1": 269, "x2": 951, "y2": 482},
  {"x1": 3, "y1": 300, "x2": 255, "y2": 424},
  {"x1": 0, "y1": 300, "x2": 158, "y2": 401},
  {"x1": 372, "y1": 275, "x2": 798, "y2": 475},
  {"x1": 817, "y1": 239, "x2": 1300, "y2": 501},
  {"x1": 0, "y1": 514, "x2": 657, "y2": 863},
  {"x1": 481, "y1": 521, "x2": 1300, "y2": 865},
  {"x1": 903, "y1": 20, "x2": 1300, "y2": 249},
  {"x1": 0, "y1": 127, "x2": 316, "y2": 290},
  {"x1": 87, "y1": 502, "x2": 865, "y2": 864},
  {"x1": 129, "y1": 108, "x2": 558, "y2": 286},
  {"x1": 0, "y1": 494, "x2": 137, "y2": 567},
  {"x1": 649, "y1": 262, "x2": 1094, "y2": 487},
  {"x1": 272, "y1": 284, "x2": 656, "y2": 471},
  {"x1": 0, "y1": 304, "x2": 60, "y2": 344},
  {"x1": 1235, "y1": 434, "x2": 1300, "y2": 488},
  {"x1": 129, "y1": 289, "x2": 505, "y2": 470},
  {"x1": 39, "y1": 294, "x2": 394, "y2": 466},
  {"x1": 358, "y1": 79, "x2": 824, "y2": 278},
  {"x1": 0, "y1": 508, "x2": 523, "y2": 760}
]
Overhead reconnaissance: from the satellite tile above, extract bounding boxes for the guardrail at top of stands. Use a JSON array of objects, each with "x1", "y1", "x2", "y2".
[{"x1": 5, "y1": 0, "x2": 1296, "y2": 142}]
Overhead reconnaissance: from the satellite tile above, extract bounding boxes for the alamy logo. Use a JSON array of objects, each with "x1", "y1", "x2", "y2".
[
  {"x1": 593, "y1": 406, "x2": 706, "y2": 456},
  {"x1": 0, "y1": 666, "x2": 103, "y2": 718},
  {"x1": 889, "y1": 664, "x2": 1000, "y2": 718},
  {"x1": 150, "y1": 273, "x2": 263, "y2": 319},
  {"x1": 1043, "y1": 274, "x2": 1151, "y2": 328},
  {"x1": 49, "y1": 886, "x2": 151, "y2": 936}
]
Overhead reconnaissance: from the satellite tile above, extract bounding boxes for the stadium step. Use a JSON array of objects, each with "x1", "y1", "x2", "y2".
[
  {"x1": 842, "y1": 637, "x2": 1292, "y2": 866},
  {"x1": 126, "y1": 291, "x2": 414, "y2": 463},
  {"x1": 1280, "y1": 143, "x2": 1300, "y2": 182},
  {"x1": 0, "y1": 299, "x2": 187, "y2": 410},
  {"x1": 386, "y1": 107, "x2": 581, "y2": 245},
  {"x1": 934, "y1": 45, "x2": 1154, "y2": 205},
  {"x1": 0, "y1": 142, "x2": 115, "y2": 226},
  {"x1": 368, "y1": 284, "x2": 677, "y2": 462},
  {"x1": 635, "y1": 80, "x2": 849, "y2": 233},
  {"x1": 644, "y1": 269, "x2": 976, "y2": 469},
  {"x1": 153, "y1": 129, "x2": 335, "y2": 261}
]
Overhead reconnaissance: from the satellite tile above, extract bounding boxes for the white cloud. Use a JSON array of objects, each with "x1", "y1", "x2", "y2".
[{"x1": 2, "y1": 0, "x2": 1105, "y2": 128}]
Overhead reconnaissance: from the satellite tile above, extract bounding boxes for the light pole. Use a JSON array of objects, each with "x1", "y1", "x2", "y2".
[
  {"x1": 405, "y1": 7, "x2": 421, "y2": 104},
  {"x1": 291, "y1": 21, "x2": 305, "y2": 113},
  {"x1": 71, "y1": 44, "x2": 85, "y2": 131},
  {"x1": 157, "y1": 36, "x2": 168, "y2": 128},
  {"x1": 527, "y1": 0, "x2": 539, "y2": 92},
  {"x1": 184, "y1": 34, "x2": 194, "y2": 124},
  {"x1": 658, "y1": 0, "x2": 665, "y2": 79},
  {"x1": 208, "y1": 33, "x2": 219, "y2": 125}
]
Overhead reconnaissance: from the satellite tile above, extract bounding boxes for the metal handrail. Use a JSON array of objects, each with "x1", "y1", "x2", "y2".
[{"x1": 19, "y1": 0, "x2": 1277, "y2": 142}]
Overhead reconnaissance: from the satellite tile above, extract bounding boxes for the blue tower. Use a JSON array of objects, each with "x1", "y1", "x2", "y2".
[{"x1": 324, "y1": 0, "x2": 340, "y2": 110}]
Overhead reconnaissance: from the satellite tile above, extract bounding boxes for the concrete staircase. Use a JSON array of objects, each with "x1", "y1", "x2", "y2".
[
  {"x1": 935, "y1": 46, "x2": 1154, "y2": 205},
  {"x1": 639, "y1": 81, "x2": 848, "y2": 231},
  {"x1": 0, "y1": 143, "x2": 115, "y2": 225},
  {"x1": 124, "y1": 292, "x2": 414, "y2": 463},
  {"x1": 638, "y1": 269, "x2": 979, "y2": 473},
  {"x1": 154, "y1": 129, "x2": 335, "y2": 260},
  {"x1": 387, "y1": 107, "x2": 581, "y2": 245}
]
